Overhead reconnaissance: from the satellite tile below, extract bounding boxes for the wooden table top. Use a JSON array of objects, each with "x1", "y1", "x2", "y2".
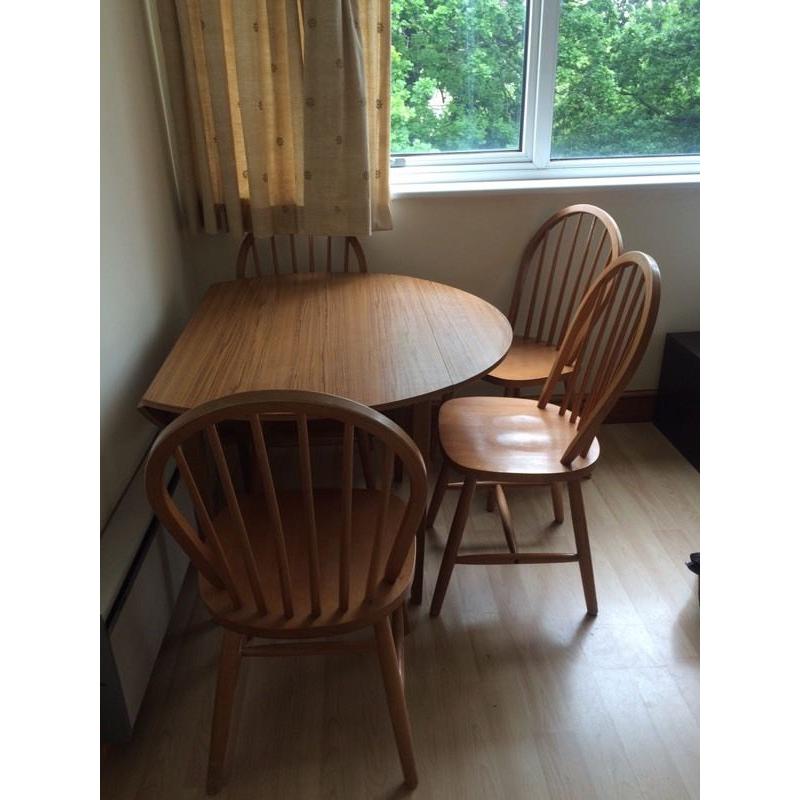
[{"x1": 139, "y1": 272, "x2": 512, "y2": 422}]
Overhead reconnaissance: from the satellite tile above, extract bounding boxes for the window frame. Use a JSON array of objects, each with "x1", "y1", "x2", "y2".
[{"x1": 389, "y1": 0, "x2": 700, "y2": 188}]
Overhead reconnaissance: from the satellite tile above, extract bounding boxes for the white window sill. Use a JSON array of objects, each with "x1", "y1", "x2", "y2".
[{"x1": 391, "y1": 171, "x2": 700, "y2": 199}]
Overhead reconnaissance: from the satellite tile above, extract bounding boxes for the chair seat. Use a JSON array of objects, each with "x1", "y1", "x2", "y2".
[
  {"x1": 199, "y1": 489, "x2": 413, "y2": 638},
  {"x1": 439, "y1": 397, "x2": 599, "y2": 482},
  {"x1": 484, "y1": 338, "x2": 573, "y2": 388}
]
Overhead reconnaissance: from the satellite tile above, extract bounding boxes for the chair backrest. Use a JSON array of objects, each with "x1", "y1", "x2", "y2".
[
  {"x1": 538, "y1": 251, "x2": 661, "y2": 465},
  {"x1": 235, "y1": 232, "x2": 368, "y2": 278},
  {"x1": 507, "y1": 204, "x2": 623, "y2": 347},
  {"x1": 145, "y1": 390, "x2": 427, "y2": 621}
]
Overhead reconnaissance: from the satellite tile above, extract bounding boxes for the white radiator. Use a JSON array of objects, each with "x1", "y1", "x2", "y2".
[{"x1": 100, "y1": 464, "x2": 189, "y2": 742}]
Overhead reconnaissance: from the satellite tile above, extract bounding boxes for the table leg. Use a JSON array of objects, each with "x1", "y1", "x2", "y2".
[
  {"x1": 411, "y1": 400, "x2": 432, "y2": 469},
  {"x1": 411, "y1": 517, "x2": 425, "y2": 605},
  {"x1": 410, "y1": 400, "x2": 432, "y2": 605}
]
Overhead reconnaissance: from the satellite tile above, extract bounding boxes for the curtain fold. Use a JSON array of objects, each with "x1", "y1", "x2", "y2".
[{"x1": 155, "y1": 0, "x2": 392, "y2": 237}]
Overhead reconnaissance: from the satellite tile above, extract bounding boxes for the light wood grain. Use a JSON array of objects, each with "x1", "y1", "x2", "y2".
[
  {"x1": 206, "y1": 630, "x2": 244, "y2": 794},
  {"x1": 236, "y1": 233, "x2": 374, "y2": 487},
  {"x1": 147, "y1": 390, "x2": 428, "y2": 636},
  {"x1": 438, "y1": 397, "x2": 601, "y2": 483},
  {"x1": 485, "y1": 338, "x2": 573, "y2": 388},
  {"x1": 235, "y1": 232, "x2": 368, "y2": 278},
  {"x1": 426, "y1": 252, "x2": 661, "y2": 617},
  {"x1": 538, "y1": 251, "x2": 661, "y2": 464},
  {"x1": 144, "y1": 390, "x2": 427, "y2": 792},
  {"x1": 139, "y1": 273, "x2": 512, "y2": 419},
  {"x1": 103, "y1": 423, "x2": 699, "y2": 800},
  {"x1": 486, "y1": 204, "x2": 623, "y2": 390}
]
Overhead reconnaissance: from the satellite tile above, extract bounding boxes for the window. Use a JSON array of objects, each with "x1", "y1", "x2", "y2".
[
  {"x1": 390, "y1": 0, "x2": 700, "y2": 185},
  {"x1": 390, "y1": 0, "x2": 528, "y2": 155}
]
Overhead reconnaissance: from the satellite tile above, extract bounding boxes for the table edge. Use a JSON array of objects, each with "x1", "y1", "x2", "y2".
[{"x1": 139, "y1": 272, "x2": 513, "y2": 423}]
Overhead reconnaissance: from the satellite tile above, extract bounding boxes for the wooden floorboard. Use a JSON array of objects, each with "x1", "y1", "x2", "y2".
[{"x1": 102, "y1": 422, "x2": 699, "y2": 800}]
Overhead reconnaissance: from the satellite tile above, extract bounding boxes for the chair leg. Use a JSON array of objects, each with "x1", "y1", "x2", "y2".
[
  {"x1": 412, "y1": 400, "x2": 432, "y2": 470},
  {"x1": 411, "y1": 519, "x2": 425, "y2": 605},
  {"x1": 391, "y1": 604, "x2": 405, "y2": 684},
  {"x1": 374, "y1": 616, "x2": 418, "y2": 789},
  {"x1": 206, "y1": 630, "x2": 245, "y2": 795},
  {"x1": 550, "y1": 482, "x2": 565, "y2": 524},
  {"x1": 494, "y1": 484, "x2": 518, "y2": 555},
  {"x1": 434, "y1": 391, "x2": 455, "y2": 460},
  {"x1": 426, "y1": 460, "x2": 450, "y2": 528},
  {"x1": 430, "y1": 476, "x2": 477, "y2": 617},
  {"x1": 486, "y1": 484, "x2": 497, "y2": 512},
  {"x1": 567, "y1": 481, "x2": 598, "y2": 616},
  {"x1": 356, "y1": 429, "x2": 375, "y2": 489}
]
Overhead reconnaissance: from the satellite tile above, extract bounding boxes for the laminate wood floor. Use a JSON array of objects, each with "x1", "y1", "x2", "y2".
[{"x1": 102, "y1": 423, "x2": 699, "y2": 800}]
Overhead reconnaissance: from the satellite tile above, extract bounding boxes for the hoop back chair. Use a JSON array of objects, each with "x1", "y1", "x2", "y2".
[
  {"x1": 427, "y1": 252, "x2": 661, "y2": 618},
  {"x1": 235, "y1": 232, "x2": 368, "y2": 278},
  {"x1": 145, "y1": 390, "x2": 427, "y2": 793},
  {"x1": 486, "y1": 204, "x2": 623, "y2": 394},
  {"x1": 234, "y1": 232, "x2": 376, "y2": 486}
]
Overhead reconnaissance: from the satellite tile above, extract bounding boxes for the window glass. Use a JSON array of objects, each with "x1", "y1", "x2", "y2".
[
  {"x1": 551, "y1": 0, "x2": 700, "y2": 159},
  {"x1": 391, "y1": 0, "x2": 529, "y2": 155}
]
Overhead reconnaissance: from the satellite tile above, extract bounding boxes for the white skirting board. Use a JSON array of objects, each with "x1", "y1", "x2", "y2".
[{"x1": 101, "y1": 463, "x2": 189, "y2": 742}]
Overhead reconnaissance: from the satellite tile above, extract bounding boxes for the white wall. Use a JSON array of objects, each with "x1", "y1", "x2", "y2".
[
  {"x1": 185, "y1": 182, "x2": 699, "y2": 391},
  {"x1": 100, "y1": 0, "x2": 197, "y2": 526}
]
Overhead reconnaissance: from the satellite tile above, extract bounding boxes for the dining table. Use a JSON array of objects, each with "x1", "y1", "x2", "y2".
[{"x1": 139, "y1": 270, "x2": 513, "y2": 602}]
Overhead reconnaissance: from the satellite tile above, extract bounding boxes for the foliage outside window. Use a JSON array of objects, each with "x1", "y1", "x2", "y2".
[
  {"x1": 390, "y1": 0, "x2": 700, "y2": 181},
  {"x1": 391, "y1": 0, "x2": 527, "y2": 154}
]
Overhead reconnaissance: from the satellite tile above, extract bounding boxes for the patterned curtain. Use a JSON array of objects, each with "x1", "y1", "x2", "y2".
[{"x1": 155, "y1": 0, "x2": 392, "y2": 237}]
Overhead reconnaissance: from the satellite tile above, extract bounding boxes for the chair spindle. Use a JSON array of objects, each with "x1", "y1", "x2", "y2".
[
  {"x1": 175, "y1": 445, "x2": 242, "y2": 607},
  {"x1": 207, "y1": 424, "x2": 270, "y2": 615},
  {"x1": 296, "y1": 414, "x2": 322, "y2": 615},
  {"x1": 535, "y1": 221, "x2": 567, "y2": 342},
  {"x1": 523, "y1": 233, "x2": 548, "y2": 338},
  {"x1": 557, "y1": 216, "x2": 599, "y2": 346},
  {"x1": 546, "y1": 213, "x2": 584, "y2": 345},
  {"x1": 340, "y1": 422, "x2": 354, "y2": 611},
  {"x1": 367, "y1": 443, "x2": 395, "y2": 599},
  {"x1": 249, "y1": 416, "x2": 294, "y2": 618},
  {"x1": 270, "y1": 236, "x2": 279, "y2": 274}
]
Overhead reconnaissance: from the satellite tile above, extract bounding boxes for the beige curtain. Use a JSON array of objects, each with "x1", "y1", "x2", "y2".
[{"x1": 155, "y1": 0, "x2": 392, "y2": 237}]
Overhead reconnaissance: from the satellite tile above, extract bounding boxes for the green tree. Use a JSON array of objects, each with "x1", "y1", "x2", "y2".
[
  {"x1": 552, "y1": 0, "x2": 700, "y2": 157},
  {"x1": 390, "y1": 0, "x2": 700, "y2": 158},
  {"x1": 391, "y1": 0, "x2": 527, "y2": 153}
]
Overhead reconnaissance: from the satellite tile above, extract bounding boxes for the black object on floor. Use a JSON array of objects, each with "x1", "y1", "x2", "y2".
[
  {"x1": 655, "y1": 331, "x2": 700, "y2": 470},
  {"x1": 686, "y1": 552, "x2": 700, "y2": 576}
]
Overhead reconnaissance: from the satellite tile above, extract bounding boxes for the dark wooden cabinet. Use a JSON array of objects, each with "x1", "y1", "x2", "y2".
[{"x1": 655, "y1": 332, "x2": 699, "y2": 470}]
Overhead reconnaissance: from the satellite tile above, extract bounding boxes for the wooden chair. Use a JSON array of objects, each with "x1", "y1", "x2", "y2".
[
  {"x1": 426, "y1": 251, "x2": 660, "y2": 618},
  {"x1": 486, "y1": 204, "x2": 623, "y2": 394},
  {"x1": 235, "y1": 232, "x2": 368, "y2": 277},
  {"x1": 479, "y1": 204, "x2": 623, "y2": 524},
  {"x1": 145, "y1": 390, "x2": 427, "y2": 793},
  {"x1": 234, "y1": 232, "x2": 374, "y2": 485}
]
